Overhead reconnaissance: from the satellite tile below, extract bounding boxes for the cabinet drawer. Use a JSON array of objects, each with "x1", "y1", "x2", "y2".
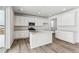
[
  {"x1": 55, "y1": 30, "x2": 75, "y2": 43},
  {"x1": 14, "y1": 30, "x2": 29, "y2": 39}
]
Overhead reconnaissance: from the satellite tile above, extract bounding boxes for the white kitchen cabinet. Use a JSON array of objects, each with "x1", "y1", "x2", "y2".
[
  {"x1": 15, "y1": 15, "x2": 49, "y2": 27},
  {"x1": 14, "y1": 30, "x2": 29, "y2": 39},
  {"x1": 35, "y1": 18, "x2": 48, "y2": 26},
  {"x1": 24, "y1": 17, "x2": 28, "y2": 26},
  {"x1": 55, "y1": 10, "x2": 77, "y2": 44},
  {"x1": 14, "y1": 16, "x2": 28, "y2": 26},
  {"x1": 57, "y1": 15, "x2": 62, "y2": 26},
  {"x1": 14, "y1": 16, "x2": 20, "y2": 26},
  {"x1": 55, "y1": 30, "x2": 75, "y2": 44},
  {"x1": 20, "y1": 16, "x2": 28, "y2": 26},
  {"x1": 62, "y1": 12, "x2": 75, "y2": 26},
  {"x1": 35, "y1": 19, "x2": 43, "y2": 26},
  {"x1": 0, "y1": 10, "x2": 5, "y2": 25},
  {"x1": 57, "y1": 11, "x2": 75, "y2": 26}
]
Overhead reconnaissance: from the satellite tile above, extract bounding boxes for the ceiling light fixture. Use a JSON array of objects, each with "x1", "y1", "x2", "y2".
[
  {"x1": 19, "y1": 8, "x2": 23, "y2": 11},
  {"x1": 38, "y1": 12, "x2": 40, "y2": 14},
  {"x1": 62, "y1": 8, "x2": 66, "y2": 11}
]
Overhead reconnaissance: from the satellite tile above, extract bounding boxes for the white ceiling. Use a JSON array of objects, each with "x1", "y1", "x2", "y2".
[{"x1": 13, "y1": 6, "x2": 78, "y2": 17}]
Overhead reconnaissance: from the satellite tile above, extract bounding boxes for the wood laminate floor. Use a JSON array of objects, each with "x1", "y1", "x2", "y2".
[{"x1": 6, "y1": 39, "x2": 79, "y2": 53}]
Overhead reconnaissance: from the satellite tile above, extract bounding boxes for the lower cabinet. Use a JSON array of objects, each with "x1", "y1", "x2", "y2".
[
  {"x1": 55, "y1": 30, "x2": 75, "y2": 44},
  {"x1": 14, "y1": 30, "x2": 29, "y2": 39}
]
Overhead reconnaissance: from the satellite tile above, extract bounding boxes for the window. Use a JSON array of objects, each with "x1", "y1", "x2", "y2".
[{"x1": 51, "y1": 20, "x2": 54, "y2": 27}]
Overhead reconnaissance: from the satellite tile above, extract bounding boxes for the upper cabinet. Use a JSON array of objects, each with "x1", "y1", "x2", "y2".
[
  {"x1": 0, "y1": 10, "x2": 5, "y2": 25},
  {"x1": 15, "y1": 16, "x2": 48, "y2": 27},
  {"x1": 62, "y1": 12, "x2": 75, "y2": 26},
  {"x1": 57, "y1": 11, "x2": 76, "y2": 26},
  {"x1": 35, "y1": 18, "x2": 43, "y2": 26},
  {"x1": 14, "y1": 16, "x2": 28, "y2": 26},
  {"x1": 57, "y1": 15, "x2": 62, "y2": 26}
]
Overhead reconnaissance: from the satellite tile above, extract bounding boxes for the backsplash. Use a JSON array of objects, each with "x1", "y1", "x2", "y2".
[{"x1": 14, "y1": 26, "x2": 49, "y2": 31}]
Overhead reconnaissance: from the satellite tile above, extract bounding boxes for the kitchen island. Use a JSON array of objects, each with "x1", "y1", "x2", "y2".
[{"x1": 29, "y1": 31, "x2": 53, "y2": 49}]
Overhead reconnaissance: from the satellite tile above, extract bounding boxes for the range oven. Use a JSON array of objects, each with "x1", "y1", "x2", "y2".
[{"x1": 28, "y1": 22, "x2": 36, "y2": 31}]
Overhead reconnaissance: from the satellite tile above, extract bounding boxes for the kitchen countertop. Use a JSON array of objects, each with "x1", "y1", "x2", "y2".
[{"x1": 30, "y1": 30, "x2": 52, "y2": 35}]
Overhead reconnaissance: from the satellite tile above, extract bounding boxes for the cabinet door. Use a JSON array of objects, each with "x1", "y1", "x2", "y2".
[
  {"x1": 55, "y1": 30, "x2": 75, "y2": 44},
  {"x1": 0, "y1": 10, "x2": 5, "y2": 25},
  {"x1": 14, "y1": 16, "x2": 20, "y2": 26},
  {"x1": 57, "y1": 15, "x2": 62, "y2": 26},
  {"x1": 15, "y1": 16, "x2": 28, "y2": 26},
  {"x1": 62, "y1": 12, "x2": 75, "y2": 26},
  {"x1": 20, "y1": 17, "x2": 25, "y2": 26},
  {"x1": 20, "y1": 30, "x2": 29, "y2": 38},
  {"x1": 24, "y1": 17, "x2": 28, "y2": 26},
  {"x1": 35, "y1": 19, "x2": 43, "y2": 26},
  {"x1": 14, "y1": 31, "x2": 21, "y2": 39},
  {"x1": 14, "y1": 30, "x2": 29, "y2": 39}
]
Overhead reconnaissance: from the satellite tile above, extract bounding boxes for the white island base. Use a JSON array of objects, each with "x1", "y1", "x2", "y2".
[{"x1": 29, "y1": 31, "x2": 52, "y2": 49}]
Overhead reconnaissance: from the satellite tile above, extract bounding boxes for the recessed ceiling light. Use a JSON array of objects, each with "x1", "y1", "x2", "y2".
[
  {"x1": 62, "y1": 8, "x2": 67, "y2": 11},
  {"x1": 19, "y1": 8, "x2": 23, "y2": 11},
  {"x1": 38, "y1": 12, "x2": 40, "y2": 14}
]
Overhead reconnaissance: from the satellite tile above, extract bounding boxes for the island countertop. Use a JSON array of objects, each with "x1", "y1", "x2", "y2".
[{"x1": 29, "y1": 30, "x2": 52, "y2": 35}]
